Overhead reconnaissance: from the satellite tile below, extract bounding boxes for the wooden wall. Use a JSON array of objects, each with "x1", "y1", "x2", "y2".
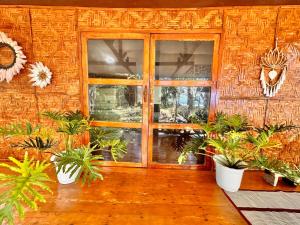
[{"x1": 0, "y1": 6, "x2": 299, "y2": 163}]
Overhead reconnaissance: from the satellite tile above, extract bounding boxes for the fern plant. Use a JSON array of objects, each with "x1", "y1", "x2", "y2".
[{"x1": 0, "y1": 152, "x2": 52, "y2": 225}]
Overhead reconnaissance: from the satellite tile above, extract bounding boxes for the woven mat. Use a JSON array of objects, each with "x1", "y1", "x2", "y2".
[{"x1": 225, "y1": 190, "x2": 300, "y2": 225}]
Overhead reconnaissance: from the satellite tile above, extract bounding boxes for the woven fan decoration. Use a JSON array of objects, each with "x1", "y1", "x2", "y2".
[
  {"x1": 260, "y1": 38, "x2": 288, "y2": 97},
  {"x1": 0, "y1": 32, "x2": 27, "y2": 82}
]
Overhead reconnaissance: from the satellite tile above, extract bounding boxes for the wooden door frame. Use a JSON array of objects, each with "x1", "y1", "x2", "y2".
[
  {"x1": 81, "y1": 32, "x2": 150, "y2": 167},
  {"x1": 81, "y1": 32, "x2": 220, "y2": 170},
  {"x1": 148, "y1": 33, "x2": 220, "y2": 170}
]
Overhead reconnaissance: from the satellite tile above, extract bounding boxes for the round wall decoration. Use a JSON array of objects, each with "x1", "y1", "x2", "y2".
[
  {"x1": 0, "y1": 32, "x2": 27, "y2": 82},
  {"x1": 29, "y1": 62, "x2": 52, "y2": 88}
]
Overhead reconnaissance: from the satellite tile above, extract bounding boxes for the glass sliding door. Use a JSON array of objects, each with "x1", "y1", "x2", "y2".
[
  {"x1": 82, "y1": 33, "x2": 149, "y2": 167},
  {"x1": 148, "y1": 34, "x2": 219, "y2": 169}
]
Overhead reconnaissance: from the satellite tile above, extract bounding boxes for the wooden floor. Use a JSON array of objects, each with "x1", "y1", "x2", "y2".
[{"x1": 14, "y1": 168, "x2": 300, "y2": 225}]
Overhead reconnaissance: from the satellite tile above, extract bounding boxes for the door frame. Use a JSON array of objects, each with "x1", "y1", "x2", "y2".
[
  {"x1": 80, "y1": 32, "x2": 220, "y2": 169},
  {"x1": 147, "y1": 33, "x2": 220, "y2": 169},
  {"x1": 81, "y1": 32, "x2": 150, "y2": 167}
]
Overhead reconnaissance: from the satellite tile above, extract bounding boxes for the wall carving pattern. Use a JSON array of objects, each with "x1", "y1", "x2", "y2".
[{"x1": 0, "y1": 6, "x2": 300, "y2": 162}]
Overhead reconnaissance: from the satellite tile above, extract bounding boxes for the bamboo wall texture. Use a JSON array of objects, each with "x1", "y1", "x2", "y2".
[{"x1": 0, "y1": 6, "x2": 300, "y2": 163}]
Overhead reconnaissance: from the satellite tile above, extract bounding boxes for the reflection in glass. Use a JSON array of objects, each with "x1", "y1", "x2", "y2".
[
  {"x1": 88, "y1": 39, "x2": 144, "y2": 79},
  {"x1": 152, "y1": 129, "x2": 205, "y2": 164},
  {"x1": 89, "y1": 85, "x2": 142, "y2": 122},
  {"x1": 155, "y1": 40, "x2": 213, "y2": 80},
  {"x1": 153, "y1": 86, "x2": 211, "y2": 123},
  {"x1": 90, "y1": 127, "x2": 141, "y2": 163}
]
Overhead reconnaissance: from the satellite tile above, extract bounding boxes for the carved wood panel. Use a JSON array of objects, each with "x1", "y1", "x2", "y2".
[
  {"x1": 219, "y1": 7, "x2": 278, "y2": 99},
  {"x1": 30, "y1": 9, "x2": 81, "y2": 113},
  {"x1": 217, "y1": 99, "x2": 266, "y2": 127},
  {"x1": 78, "y1": 9, "x2": 223, "y2": 30},
  {"x1": 273, "y1": 7, "x2": 300, "y2": 99},
  {"x1": 0, "y1": 8, "x2": 37, "y2": 125}
]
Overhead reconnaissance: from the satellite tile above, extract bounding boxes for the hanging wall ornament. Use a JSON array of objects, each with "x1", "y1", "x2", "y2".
[
  {"x1": 0, "y1": 32, "x2": 27, "y2": 82},
  {"x1": 28, "y1": 62, "x2": 52, "y2": 88},
  {"x1": 260, "y1": 38, "x2": 288, "y2": 97}
]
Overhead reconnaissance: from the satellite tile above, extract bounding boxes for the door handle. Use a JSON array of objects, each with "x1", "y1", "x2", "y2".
[{"x1": 143, "y1": 86, "x2": 148, "y2": 103}]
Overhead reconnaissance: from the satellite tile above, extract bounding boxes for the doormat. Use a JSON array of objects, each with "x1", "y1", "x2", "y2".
[{"x1": 224, "y1": 190, "x2": 300, "y2": 225}]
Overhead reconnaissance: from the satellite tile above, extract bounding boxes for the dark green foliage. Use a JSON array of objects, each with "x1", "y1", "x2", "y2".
[
  {"x1": 189, "y1": 109, "x2": 209, "y2": 123},
  {"x1": 213, "y1": 112, "x2": 250, "y2": 134},
  {"x1": 90, "y1": 127, "x2": 123, "y2": 141},
  {"x1": 90, "y1": 127, "x2": 128, "y2": 162},
  {"x1": 252, "y1": 155, "x2": 300, "y2": 185},
  {"x1": 12, "y1": 136, "x2": 55, "y2": 151},
  {"x1": 179, "y1": 113, "x2": 250, "y2": 166},
  {"x1": 43, "y1": 110, "x2": 90, "y2": 151},
  {"x1": 97, "y1": 139, "x2": 127, "y2": 162},
  {"x1": 247, "y1": 129, "x2": 282, "y2": 152},
  {"x1": 54, "y1": 145, "x2": 104, "y2": 185},
  {"x1": 0, "y1": 152, "x2": 52, "y2": 225},
  {"x1": 178, "y1": 112, "x2": 282, "y2": 169},
  {"x1": 255, "y1": 123, "x2": 296, "y2": 133},
  {"x1": 43, "y1": 110, "x2": 90, "y2": 136}
]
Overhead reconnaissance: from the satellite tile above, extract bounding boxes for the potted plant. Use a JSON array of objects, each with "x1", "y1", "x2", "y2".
[
  {"x1": 281, "y1": 163, "x2": 300, "y2": 186},
  {"x1": 0, "y1": 111, "x2": 128, "y2": 185},
  {"x1": 43, "y1": 110, "x2": 127, "y2": 184},
  {"x1": 178, "y1": 113, "x2": 281, "y2": 192},
  {"x1": 251, "y1": 155, "x2": 284, "y2": 186},
  {"x1": 249, "y1": 124, "x2": 296, "y2": 186}
]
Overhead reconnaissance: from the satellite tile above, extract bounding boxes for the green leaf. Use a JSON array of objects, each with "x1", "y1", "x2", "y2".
[{"x1": 0, "y1": 152, "x2": 52, "y2": 225}]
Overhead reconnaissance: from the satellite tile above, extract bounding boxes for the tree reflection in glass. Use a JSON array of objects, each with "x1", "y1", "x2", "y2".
[
  {"x1": 153, "y1": 86, "x2": 210, "y2": 123},
  {"x1": 89, "y1": 85, "x2": 142, "y2": 122}
]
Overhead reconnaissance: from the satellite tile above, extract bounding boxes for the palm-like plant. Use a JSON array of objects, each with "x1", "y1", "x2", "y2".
[
  {"x1": 43, "y1": 110, "x2": 90, "y2": 151},
  {"x1": 178, "y1": 112, "x2": 282, "y2": 168},
  {"x1": 43, "y1": 111, "x2": 128, "y2": 184},
  {"x1": 0, "y1": 152, "x2": 52, "y2": 225},
  {"x1": 252, "y1": 155, "x2": 300, "y2": 185},
  {"x1": 53, "y1": 145, "x2": 104, "y2": 185}
]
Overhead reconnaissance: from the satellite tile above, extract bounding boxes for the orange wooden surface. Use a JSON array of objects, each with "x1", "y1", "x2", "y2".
[
  {"x1": 1, "y1": 0, "x2": 300, "y2": 8},
  {"x1": 9, "y1": 168, "x2": 299, "y2": 225}
]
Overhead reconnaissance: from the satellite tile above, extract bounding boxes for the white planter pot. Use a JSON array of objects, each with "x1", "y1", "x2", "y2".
[
  {"x1": 213, "y1": 155, "x2": 245, "y2": 192},
  {"x1": 50, "y1": 155, "x2": 81, "y2": 185}
]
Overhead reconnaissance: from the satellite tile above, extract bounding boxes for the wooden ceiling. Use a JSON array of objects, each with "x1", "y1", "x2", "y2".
[{"x1": 1, "y1": 0, "x2": 300, "y2": 8}]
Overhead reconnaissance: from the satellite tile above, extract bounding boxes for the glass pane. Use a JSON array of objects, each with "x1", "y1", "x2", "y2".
[
  {"x1": 152, "y1": 129, "x2": 205, "y2": 164},
  {"x1": 155, "y1": 40, "x2": 213, "y2": 80},
  {"x1": 153, "y1": 86, "x2": 211, "y2": 123},
  {"x1": 89, "y1": 85, "x2": 142, "y2": 122},
  {"x1": 88, "y1": 39, "x2": 143, "y2": 79},
  {"x1": 91, "y1": 127, "x2": 141, "y2": 163}
]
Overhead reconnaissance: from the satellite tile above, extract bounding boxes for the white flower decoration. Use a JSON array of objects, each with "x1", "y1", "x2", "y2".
[
  {"x1": 29, "y1": 62, "x2": 52, "y2": 88},
  {"x1": 0, "y1": 32, "x2": 27, "y2": 82}
]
